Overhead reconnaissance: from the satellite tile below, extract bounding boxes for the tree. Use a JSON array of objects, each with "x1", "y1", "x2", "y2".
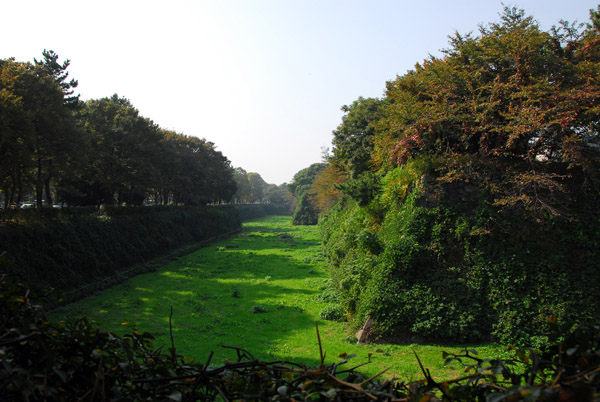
[
  {"x1": 202, "y1": 141, "x2": 236, "y2": 204},
  {"x1": 232, "y1": 168, "x2": 251, "y2": 204},
  {"x1": 31, "y1": 50, "x2": 81, "y2": 207},
  {"x1": 331, "y1": 97, "x2": 386, "y2": 178},
  {"x1": 56, "y1": 95, "x2": 236, "y2": 207},
  {"x1": 156, "y1": 132, "x2": 235, "y2": 206},
  {"x1": 264, "y1": 183, "x2": 292, "y2": 206},
  {"x1": 288, "y1": 163, "x2": 327, "y2": 225},
  {"x1": 292, "y1": 193, "x2": 319, "y2": 225},
  {"x1": 326, "y1": 97, "x2": 386, "y2": 207},
  {"x1": 34, "y1": 49, "x2": 79, "y2": 108},
  {"x1": 247, "y1": 172, "x2": 267, "y2": 203},
  {"x1": 0, "y1": 55, "x2": 80, "y2": 207},
  {"x1": 374, "y1": 6, "x2": 600, "y2": 217},
  {"x1": 0, "y1": 59, "x2": 32, "y2": 207},
  {"x1": 287, "y1": 163, "x2": 327, "y2": 198},
  {"x1": 1, "y1": 52, "x2": 238, "y2": 209},
  {"x1": 308, "y1": 164, "x2": 346, "y2": 212},
  {"x1": 59, "y1": 95, "x2": 162, "y2": 206}
]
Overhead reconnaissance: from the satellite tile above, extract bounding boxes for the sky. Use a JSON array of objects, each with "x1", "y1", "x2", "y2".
[{"x1": 1, "y1": 1, "x2": 597, "y2": 184}]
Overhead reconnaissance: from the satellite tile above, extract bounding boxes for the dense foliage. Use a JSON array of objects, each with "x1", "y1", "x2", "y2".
[
  {"x1": 375, "y1": 8, "x2": 600, "y2": 217},
  {"x1": 331, "y1": 97, "x2": 386, "y2": 179},
  {"x1": 2, "y1": 274, "x2": 599, "y2": 401},
  {"x1": 1, "y1": 53, "x2": 236, "y2": 207},
  {"x1": 288, "y1": 163, "x2": 327, "y2": 225},
  {"x1": 318, "y1": 6, "x2": 600, "y2": 345}
]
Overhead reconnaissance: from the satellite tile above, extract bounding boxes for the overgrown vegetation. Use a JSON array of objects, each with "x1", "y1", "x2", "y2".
[
  {"x1": 321, "y1": 181, "x2": 600, "y2": 346},
  {"x1": 316, "y1": 6, "x2": 600, "y2": 346},
  {"x1": 288, "y1": 163, "x2": 327, "y2": 225}
]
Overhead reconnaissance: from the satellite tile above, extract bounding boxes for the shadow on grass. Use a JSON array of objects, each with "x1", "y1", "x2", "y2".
[
  {"x1": 242, "y1": 224, "x2": 296, "y2": 234},
  {"x1": 228, "y1": 235, "x2": 320, "y2": 253}
]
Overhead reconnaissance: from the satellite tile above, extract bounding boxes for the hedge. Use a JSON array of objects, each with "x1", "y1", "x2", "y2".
[{"x1": 0, "y1": 206, "x2": 241, "y2": 300}]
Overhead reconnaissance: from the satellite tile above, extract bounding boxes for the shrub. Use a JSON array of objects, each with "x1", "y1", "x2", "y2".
[
  {"x1": 319, "y1": 304, "x2": 345, "y2": 321},
  {"x1": 315, "y1": 287, "x2": 339, "y2": 303},
  {"x1": 251, "y1": 305, "x2": 268, "y2": 314},
  {"x1": 292, "y1": 194, "x2": 319, "y2": 225}
]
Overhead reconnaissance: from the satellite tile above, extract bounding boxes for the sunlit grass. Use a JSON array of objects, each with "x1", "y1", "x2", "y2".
[{"x1": 51, "y1": 215, "x2": 505, "y2": 380}]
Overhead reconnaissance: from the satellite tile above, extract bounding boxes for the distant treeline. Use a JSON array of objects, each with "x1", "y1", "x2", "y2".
[{"x1": 231, "y1": 168, "x2": 292, "y2": 207}]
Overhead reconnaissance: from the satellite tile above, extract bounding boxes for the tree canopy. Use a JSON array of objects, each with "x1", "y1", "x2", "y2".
[
  {"x1": 373, "y1": 6, "x2": 600, "y2": 217},
  {"x1": 331, "y1": 97, "x2": 386, "y2": 178},
  {"x1": 231, "y1": 169, "x2": 290, "y2": 207},
  {"x1": 0, "y1": 55, "x2": 81, "y2": 208}
]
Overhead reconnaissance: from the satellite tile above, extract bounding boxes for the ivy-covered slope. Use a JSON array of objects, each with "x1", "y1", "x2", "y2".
[
  {"x1": 317, "y1": 6, "x2": 600, "y2": 345},
  {"x1": 320, "y1": 160, "x2": 600, "y2": 345}
]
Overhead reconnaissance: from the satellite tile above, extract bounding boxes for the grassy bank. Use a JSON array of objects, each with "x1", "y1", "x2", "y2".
[
  {"x1": 1, "y1": 206, "x2": 241, "y2": 299},
  {"x1": 51, "y1": 216, "x2": 503, "y2": 379}
]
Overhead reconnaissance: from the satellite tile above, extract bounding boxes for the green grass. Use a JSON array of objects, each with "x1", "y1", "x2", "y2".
[{"x1": 51, "y1": 215, "x2": 504, "y2": 380}]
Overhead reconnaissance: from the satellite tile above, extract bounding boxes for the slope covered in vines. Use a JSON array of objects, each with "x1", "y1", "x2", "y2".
[{"x1": 317, "y1": 6, "x2": 600, "y2": 345}]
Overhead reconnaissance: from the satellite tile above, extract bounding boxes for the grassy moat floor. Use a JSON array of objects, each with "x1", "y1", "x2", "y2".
[{"x1": 51, "y1": 215, "x2": 504, "y2": 380}]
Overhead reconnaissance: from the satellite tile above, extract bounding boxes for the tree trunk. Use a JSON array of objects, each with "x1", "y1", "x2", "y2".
[
  {"x1": 3, "y1": 186, "x2": 9, "y2": 209},
  {"x1": 15, "y1": 172, "x2": 23, "y2": 206},
  {"x1": 8, "y1": 174, "x2": 17, "y2": 207},
  {"x1": 36, "y1": 157, "x2": 43, "y2": 208},
  {"x1": 44, "y1": 177, "x2": 53, "y2": 206},
  {"x1": 44, "y1": 160, "x2": 53, "y2": 206}
]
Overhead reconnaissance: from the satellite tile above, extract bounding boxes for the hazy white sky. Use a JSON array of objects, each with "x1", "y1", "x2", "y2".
[{"x1": 2, "y1": 1, "x2": 597, "y2": 184}]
